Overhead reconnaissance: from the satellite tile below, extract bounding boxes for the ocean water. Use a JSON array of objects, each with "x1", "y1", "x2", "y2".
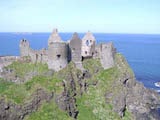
[{"x1": 0, "y1": 32, "x2": 160, "y2": 91}]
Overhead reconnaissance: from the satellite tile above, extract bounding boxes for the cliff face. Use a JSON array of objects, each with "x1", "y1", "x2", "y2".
[
  {"x1": 0, "y1": 53, "x2": 160, "y2": 120},
  {"x1": 0, "y1": 89, "x2": 53, "y2": 120},
  {"x1": 105, "y1": 54, "x2": 160, "y2": 119}
]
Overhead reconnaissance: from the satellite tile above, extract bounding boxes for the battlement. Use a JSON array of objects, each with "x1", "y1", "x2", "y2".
[
  {"x1": 19, "y1": 29, "x2": 116, "y2": 71},
  {"x1": 20, "y1": 39, "x2": 30, "y2": 47}
]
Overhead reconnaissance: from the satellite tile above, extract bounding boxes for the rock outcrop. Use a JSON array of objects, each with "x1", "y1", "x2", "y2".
[
  {"x1": 53, "y1": 54, "x2": 160, "y2": 120},
  {"x1": 0, "y1": 89, "x2": 53, "y2": 120},
  {"x1": 106, "y1": 54, "x2": 160, "y2": 120}
]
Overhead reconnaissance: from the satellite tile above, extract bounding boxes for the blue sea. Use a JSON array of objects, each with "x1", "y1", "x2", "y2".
[{"x1": 0, "y1": 32, "x2": 160, "y2": 91}]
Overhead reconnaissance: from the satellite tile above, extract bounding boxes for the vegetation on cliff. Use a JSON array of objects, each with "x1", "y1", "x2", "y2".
[
  {"x1": 0, "y1": 61, "x2": 62, "y2": 104},
  {"x1": 76, "y1": 55, "x2": 132, "y2": 120},
  {"x1": 25, "y1": 100, "x2": 71, "y2": 120},
  {"x1": 0, "y1": 53, "x2": 159, "y2": 120},
  {"x1": 5, "y1": 61, "x2": 48, "y2": 79}
]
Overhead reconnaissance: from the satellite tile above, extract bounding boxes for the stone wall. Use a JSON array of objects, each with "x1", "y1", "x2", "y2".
[
  {"x1": 19, "y1": 29, "x2": 116, "y2": 71},
  {"x1": 19, "y1": 38, "x2": 49, "y2": 64},
  {"x1": 19, "y1": 39, "x2": 30, "y2": 57},
  {"x1": 81, "y1": 31, "x2": 96, "y2": 57},
  {"x1": 99, "y1": 42, "x2": 116, "y2": 69},
  {"x1": 93, "y1": 44, "x2": 101, "y2": 59},
  {"x1": 48, "y1": 42, "x2": 68, "y2": 71},
  {"x1": 69, "y1": 32, "x2": 84, "y2": 70},
  {"x1": 48, "y1": 29, "x2": 62, "y2": 45},
  {"x1": 69, "y1": 32, "x2": 82, "y2": 63},
  {"x1": 29, "y1": 49, "x2": 48, "y2": 64}
]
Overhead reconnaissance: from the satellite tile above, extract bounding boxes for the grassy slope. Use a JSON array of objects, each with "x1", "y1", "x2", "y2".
[
  {"x1": 24, "y1": 100, "x2": 71, "y2": 120},
  {"x1": 0, "y1": 54, "x2": 133, "y2": 120},
  {"x1": 0, "y1": 61, "x2": 63, "y2": 104},
  {"x1": 5, "y1": 61, "x2": 48, "y2": 78},
  {"x1": 76, "y1": 55, "x2": 133, "y2": 120}
]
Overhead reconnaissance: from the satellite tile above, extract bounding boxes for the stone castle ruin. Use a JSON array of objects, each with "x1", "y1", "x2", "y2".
[{"x1": 20, "y1": 29, "x2": 116, "y2": 71}]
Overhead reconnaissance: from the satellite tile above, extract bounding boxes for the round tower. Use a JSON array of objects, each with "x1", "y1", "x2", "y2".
[
  {"x1": 19, "y1": 39, "x2": 30, "y2": 57},
  {"x1": 47, "y1": 29, "x2": 68, "y2": 71},
  {"x1": 48, "y1": 42, "x2": 68, "y2": 71},
  {"x1": 81, "y1": 31, "x2": 96, "y2": 58}
]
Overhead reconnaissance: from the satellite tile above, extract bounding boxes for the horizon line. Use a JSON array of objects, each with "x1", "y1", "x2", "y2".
[{"x1": 0, "y1": 31, "x2": 160, "y2": 35}]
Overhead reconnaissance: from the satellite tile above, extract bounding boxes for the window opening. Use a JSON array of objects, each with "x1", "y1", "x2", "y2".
[
  {"x1": 86, "y1": 40, "x2": 89, "y2": 46},
  {"x1": 57, "y1": 54, "x2": 61, "y2": 59}
]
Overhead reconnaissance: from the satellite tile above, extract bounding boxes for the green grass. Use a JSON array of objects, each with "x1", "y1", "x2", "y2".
[
  {"x1": 5, "y1": 61, "x2": 48, "y2": 78},
  {"x1": 25, "y1": 99, "x2": 71, "y2": 120},
  {"x1": 0, "y1": 61, "x2": 63, "y2": 104},
  {"x1": 0, "y1": 54, "x2": 134, "y2": 119},
  {"x1": 0, "y1": 77, "x2": 31, "y2": 104},
  {"x1": 75, "y1": 54, "x2": 133, "y2": 120},
  {"x1": 76, "y1": 68, "x2": 121, "y2": 120},
  {"x1": 115, "y1": 53, "x2": 134, "y2": 78},
  {"x1": 0, "y1": 75, "x2": 63, "y2": 104},
  {"x1": 82, "y1": 58, "x2": 103, "y2": 74},
  {"x1": 0, "y1": 78, "x2": 14, "y2": 93},
  {"x1": 25, "y1": 75, "x2": 63, "y2": 93}
]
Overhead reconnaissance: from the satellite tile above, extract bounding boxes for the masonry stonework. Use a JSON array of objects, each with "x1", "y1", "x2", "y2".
[
  {"x1": 19, "y1": 29, "x2": 116, "y2": 71},
  {"x1": 69, "y1": 33, "x2": 82, "y2": 63},
  {"x1": 48, "y1": 42, "x2": 68, "y2": 71},
  {"x1": 19, "y1": 39, "x2": 30, "y2": 57},
  {"x1": 81, "y1": 31, "x2": 96, "y2": 58}
]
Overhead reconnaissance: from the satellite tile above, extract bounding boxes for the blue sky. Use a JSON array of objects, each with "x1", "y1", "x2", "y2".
[{"x1": 0, "y1": 0, "x2": 160, "y2": 33}]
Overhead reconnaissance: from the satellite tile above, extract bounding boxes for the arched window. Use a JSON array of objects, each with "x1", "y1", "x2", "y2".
[{"x1": 86, "y1": 40, "x2": 89, "y2": 46}]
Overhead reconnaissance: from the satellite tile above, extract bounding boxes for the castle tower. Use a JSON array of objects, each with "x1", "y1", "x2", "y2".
[
  {"x1": 47, "y1": 29, "x2": 68, "y2": 71},
  {"x1": 19, "y1": 39, "x2": 30, "y2": 57},
  {"x1": 69, "y1": 32, "x2": 82, "y2": 63},
  {"x1": 48, "y1": 28, "x2": 62, "y2": 45},
  {"x1": 100, "y1": 42, "x2": 115, "y2": 69},
  {"x1": 81, "y1": 31, "x2": 96, "y2": 58}
]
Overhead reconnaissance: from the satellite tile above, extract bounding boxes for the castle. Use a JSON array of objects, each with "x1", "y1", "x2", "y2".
[{"x1": 20, "y1": 29, "x2": 116, "y2": 71}]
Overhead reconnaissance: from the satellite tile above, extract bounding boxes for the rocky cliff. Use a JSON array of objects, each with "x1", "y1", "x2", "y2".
[{"x1": 0, "y1": 53, "x2": 159, "y2": 120}]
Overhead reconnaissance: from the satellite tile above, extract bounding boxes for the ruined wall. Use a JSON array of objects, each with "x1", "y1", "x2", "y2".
[
  {"x1": 69, "y1": 32, "x2": 82, "y2": 63},
  {"x1": 20, "y1": 39, "x2": 48, "y2": 64},
  {"x1": 19, "y1": 29, "x2": 69, "y2": 71},
  {"x1": 19, "y1": 29, "x2": 116, "y2": 71},
  {"x1": 29, "y1": 49, "x2": 48, "y2": 64},
  {"x1": 99, "y1": 42, "x2": 116, "y2": 69},
  {"x1": 93, "y1": 44, "x2": 101, "y2": 59},
  {"x1": 48, "y1": 42, "x2": 68, "y2": 71},
  {"x1": 40, "y1": 49, "x2": 48, "y2": 64},
  {"x1": 69, "y1": 33, "x2": 84, "y2": 70}
]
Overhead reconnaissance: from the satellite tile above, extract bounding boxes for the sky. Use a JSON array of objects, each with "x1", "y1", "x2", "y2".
[{"x1": 0, "y1": 0, "x2": 160, "y2": 33}]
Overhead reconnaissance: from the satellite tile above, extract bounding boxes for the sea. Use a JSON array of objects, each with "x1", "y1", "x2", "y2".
[{"x1": 0, "y1": 32, "x2": 160, "y2": 91}]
